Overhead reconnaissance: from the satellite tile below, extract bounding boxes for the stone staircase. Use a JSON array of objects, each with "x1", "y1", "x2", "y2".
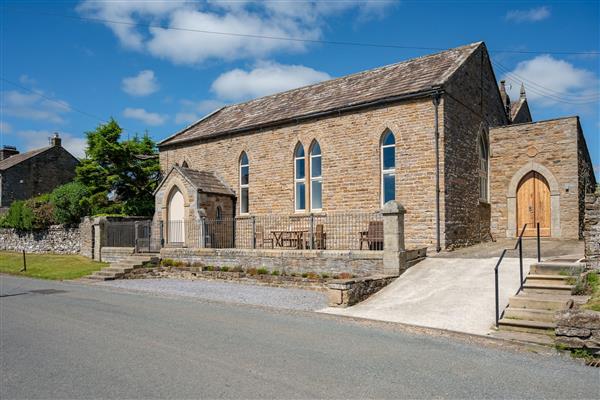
[
  {"x1": 88, "y1": 254, "x2": 159, "y2": 281},
  {"x1": 493, "y1": 260, "x2": 585, "y2": 346}
]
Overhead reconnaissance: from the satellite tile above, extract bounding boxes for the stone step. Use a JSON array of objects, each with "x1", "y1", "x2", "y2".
[
  {"x1": 508, "y1": 294, "x2": 573, "y2": 311},
  {"x1": 87, "y1": 273, "x2": 116, "y2": 281},
  {"x1": 498, "y1": 318, "x2": 556, "y2": 334},
  {"x1": 522, "y1": 283, "x2": 574, "y2": 295},
  {"x1": 104, "y1": 266, "x2": 134, "y2": 274},
  {"x1": 503, "y1": 307, "x2": 557, "y2": 323},
  {"x1": 491, "y1": 330, "x2": 555, "y2": 346},
  {"x1": 525, "y1": 274, "x2": 574, "y2": 286},
  {"x1": 529, "y1": 262, "x2": 585, "y2": 276}
]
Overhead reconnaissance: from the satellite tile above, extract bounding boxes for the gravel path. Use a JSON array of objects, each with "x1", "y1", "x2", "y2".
[{"x1": 98, "y1": 279, "x2": 327, "y2": 311}]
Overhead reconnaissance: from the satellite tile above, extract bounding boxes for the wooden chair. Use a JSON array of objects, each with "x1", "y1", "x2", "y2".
[
  {"x1": 255, "y1": 227, "x2": 274, "y2": 249},
  {"x1": 359, "y1": 221, "x2": 383, "y2": 250},
  {"x1": 314, "y1": 224, "x2": 327, "y2": 250}
]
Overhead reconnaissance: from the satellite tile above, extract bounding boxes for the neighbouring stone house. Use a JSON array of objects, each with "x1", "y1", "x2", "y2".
[
  {"x1": 0, "y1": 133, "x2": 79, "y2": 210},
  {"x1": 154, "y1": 41, "x2": 596, "y2": 254}
]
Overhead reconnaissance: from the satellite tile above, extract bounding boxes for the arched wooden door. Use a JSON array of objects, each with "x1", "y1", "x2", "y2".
[
  {"x1": 516, "y1": 171, "x2": 551, "y2": 237},
  {"x1": 167, "y1": 188, "x2": 185, "y2": 243}
]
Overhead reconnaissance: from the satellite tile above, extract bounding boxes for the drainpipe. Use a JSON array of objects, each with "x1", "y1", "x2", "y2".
[{"x1": 432, "y1": 89, "x2": 442, "y2": 252}]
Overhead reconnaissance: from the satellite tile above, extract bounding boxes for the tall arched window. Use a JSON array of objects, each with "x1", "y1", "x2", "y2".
[
  {"x1": 478, "y1": 134, "x2": 489, "y2": 202},
  {"x1": 381, "y1": 131, "x2": 396, "y2": 205},
  {"x1": 310, "y1": 141, "x2": 322, "y2": 211},
  {"x1": 294, "y1": 144, "x2": 306, "y2": 211},
  {"x1": 239, "y1": 152, "x2": 249, "y2": 214}
]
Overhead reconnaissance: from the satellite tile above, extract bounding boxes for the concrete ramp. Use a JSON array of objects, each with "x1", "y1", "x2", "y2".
[{"x1": 320, "y1": 257, "x2": 535, "y2": 335}]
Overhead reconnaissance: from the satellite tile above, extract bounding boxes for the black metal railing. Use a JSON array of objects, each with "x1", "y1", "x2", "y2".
[
  {"x1": 162, "y1": 212, "x2": 383, "y2": 251},
  {"x1": 494, "y1": 223, "x2": 542, "y2": 327}
]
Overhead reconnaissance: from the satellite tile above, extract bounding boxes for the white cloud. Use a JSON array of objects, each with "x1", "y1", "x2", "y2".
[
  {"x1": 175, "y1": 99, "x2": 226, "y2": 124},
  {"x1": 505, "y1": 6, "x2": 550, "y2": 23},
  {"x1": 1, "y1": 90, "x2": 71, "y2": 124},
  {"x1": 211, "y1": 61, "x2": 331, "y2": 101},
  {"x1": 14, "y1": 130, "x2": 86, "y2": 158},
  {"x1": 503, "y1": 55, "x2": 599, "y2": 107},
  {"x1": 77, "y1": 1, "x2": 394, "y2": 64},
  {"x1": 122, "y1": 70, "x2": 159, "y2": 96},
  {"x1": 123, "y1": 107, "x2": 167, "y2": 126}
]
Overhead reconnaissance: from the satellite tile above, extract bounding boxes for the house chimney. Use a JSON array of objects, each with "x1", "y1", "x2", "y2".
[
  {"x1": 50, "y1": 132, "x2": 61, "y2": 147},
  {"x1": 0, "y1": 145, "x2": 19, "y2": 161}
]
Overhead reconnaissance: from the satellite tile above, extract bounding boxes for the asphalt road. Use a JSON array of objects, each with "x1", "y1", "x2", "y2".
[{"x1": 1, "y1": 275, "x2": 598, "y2": 399}]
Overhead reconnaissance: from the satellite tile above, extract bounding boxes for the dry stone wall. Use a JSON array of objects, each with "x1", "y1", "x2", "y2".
[
  {"x1": 0, "y1": 225, "x2": 81, "y2": 254},
  {"x1": 584, "y1": 193, "x2": 600, "y2": 269}
]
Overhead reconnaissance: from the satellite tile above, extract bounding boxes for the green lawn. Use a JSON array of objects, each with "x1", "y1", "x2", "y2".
[{"x1": 0, "y1": 252, "x2": 107, "y2": 280}]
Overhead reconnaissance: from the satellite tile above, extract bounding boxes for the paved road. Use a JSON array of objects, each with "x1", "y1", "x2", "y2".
[{"x1": 1, "y1": 275, "x2": 598, "y2": 399}]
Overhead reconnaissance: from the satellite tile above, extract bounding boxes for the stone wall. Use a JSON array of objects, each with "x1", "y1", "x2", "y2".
[
  {"x1": 0, "y1": 225, "x2": 81, "y2": 254},
  {"x1": 490, "y1": 117, "x2": 583, "y2": 239},
  {"x1": 584, "y1": 194, "x2": 600, "y2": 269},
  {"x1": 327, "y1": 275, "x2": 397, "y2": 307},
  {"x1": 160, "y1": 98, "x2": 443, "y2": 250},
  {"x1": 578, "y1": 129, "x2": 597, "y2": 238},
  {"x1": 0, "y1": 145, "x2": 78, "y2": 208},
  {"x1": 443, "y1": 43, "x2": 508, "y2": 248},
  {"x1": 555, "y1": 309, "x2": 600, "y2": 352},
  {"x1": 160, "y1": 248, "x2": 384, "y2": 277}
]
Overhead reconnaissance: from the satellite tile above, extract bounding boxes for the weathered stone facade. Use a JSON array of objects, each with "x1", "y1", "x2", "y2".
[
  {"x1": 0, "y1": 225, "x2": 81, "y2": 254},
  {"x1": 489, "y1": 117, "x2": 596, "y2": 239},
  {"x1": 158, "y1": 45, "x2": 510, "y2": 250},
  {"x1": 0, "y1": 136, "x2": 79, "y2": 208},
  {"x1": 584, "y1": 193, "x2": 600, "y2": 269}
]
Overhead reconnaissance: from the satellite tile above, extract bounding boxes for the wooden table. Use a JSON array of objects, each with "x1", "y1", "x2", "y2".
[{"x1": 271, "y1": 230, "x2": 308, "y2": 249}]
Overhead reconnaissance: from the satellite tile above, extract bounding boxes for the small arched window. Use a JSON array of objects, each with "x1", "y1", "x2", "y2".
[
  {"x1": 216, "y1": 206, "x2": 223, "y2": 223},
  {"x1": 478, "y1": 134, "x2": 489, "y2": 202},
  {"x1": 239, "y1": 152, "x2": 249, "y2": 214},
  {"x1": 294, "y1": 144, "x2": 306, "y2": 211},
  {"x1": 381, "y1": 131, "x2": 396, "y2": 205},
  {"x1": 310, "y1": 141, "x2": 322, "y2": 211}
]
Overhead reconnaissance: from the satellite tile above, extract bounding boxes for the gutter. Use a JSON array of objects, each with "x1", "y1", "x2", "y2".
[{"x1": 159, "y1": 88, "x2": 443, "y2": 149}]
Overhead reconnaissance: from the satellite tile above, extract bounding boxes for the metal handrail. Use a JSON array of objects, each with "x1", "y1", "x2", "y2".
[{"x1": 494, "y1": 223, "x2": 541, "y2": 328}]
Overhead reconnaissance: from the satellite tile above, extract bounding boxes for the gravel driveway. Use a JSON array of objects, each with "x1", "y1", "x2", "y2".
[{"x1": 98, "y1": 279, "x2": 327, "y2": 311}]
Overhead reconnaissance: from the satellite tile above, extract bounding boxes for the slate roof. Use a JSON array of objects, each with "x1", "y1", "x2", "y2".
[
  {"x1": 510, "y1": 98, "x2": 526, "y2": 119},
  {"x1": 157, "y1": 166, "x2": 235, "y2": 196},
  {"x1": 160, "y1": 42, "x2": 483, "y2": 147},
  {"x1": 0, "y1": 146, "x2": 52, "y2": 171}
]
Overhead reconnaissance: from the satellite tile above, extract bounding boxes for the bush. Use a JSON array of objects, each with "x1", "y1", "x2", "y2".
[
  {"x1": 271, "y1": 270, "x2": 280, "y2": 276},
  {"x1": 257, "y1": 268, "x2": 269, "y2": 275},
  {"x1": 51, "y1": 182, "x2": 90, "y2": 224},
  {"x1": 247, "y1": 267, "x2": 258, "y2": 276},
  {"x1": 2, "y1": 201, "x2": 34, "y2": 230},
  {"x1": 26, "y1": 194, "x2": 56, "y2": 229},
  {"x1": 220, "y1": 266, "x2": 230, "y2": 272}
]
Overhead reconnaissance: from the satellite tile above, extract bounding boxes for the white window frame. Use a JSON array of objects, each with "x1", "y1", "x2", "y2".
[
  {"x1": 478, "y1": 134, "x2": 489, "y2": 203},
  {"x1": 310, "y1": 141, "x2": 323, "y2": 212},
  {"x1": 294, "y1": 144, "x2": 306, "y2": 212},
  {"x1": 239, "y1": 152, "x2": 249, "y2": 214},
  {"x1": 381, "y1": 131, "x2": 396, "y2": 207}
]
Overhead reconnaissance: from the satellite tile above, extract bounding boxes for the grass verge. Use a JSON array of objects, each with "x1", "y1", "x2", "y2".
[
  {"x1": 582, "y1": 271, "x2": 599, "y2": 312},
  {"x1": 0, "y1": 251, "x2": 107, "y2": 280}
]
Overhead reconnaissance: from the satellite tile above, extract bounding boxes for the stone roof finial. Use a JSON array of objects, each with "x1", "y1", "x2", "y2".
[{"x1": 520, "y1": 83, "x2": 527, "y2": 99}]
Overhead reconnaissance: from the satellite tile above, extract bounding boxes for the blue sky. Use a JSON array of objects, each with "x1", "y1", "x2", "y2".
[{"x1": 1, "y1": 1, "x2": 598, "y2": 173}]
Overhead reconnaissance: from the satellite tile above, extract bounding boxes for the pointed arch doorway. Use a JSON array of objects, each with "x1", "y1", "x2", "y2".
[
  {"x1": 167, "y1": 187, "x2": 185, "y2": 243},
  {"x1": 516, "y1": 171, "x2": 551, "y2": 237}
]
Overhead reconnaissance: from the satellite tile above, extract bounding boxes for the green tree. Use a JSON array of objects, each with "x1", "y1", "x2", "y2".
[
  {"x1": 76, "y1": 119, "x2": 160, "y2": 216},
  {"x1": 51, "y1": 182, "x2": 90, "y2": 224}
]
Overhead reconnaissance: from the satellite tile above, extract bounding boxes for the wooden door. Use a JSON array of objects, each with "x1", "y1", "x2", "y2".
[{"x1": 516, "y1": 171, "x2": 551, "y2": 237}]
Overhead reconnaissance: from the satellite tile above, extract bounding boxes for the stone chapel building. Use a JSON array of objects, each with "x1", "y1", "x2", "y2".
[{"x1": 155, "y1": 41, "x2": 596, "y2": 251}]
